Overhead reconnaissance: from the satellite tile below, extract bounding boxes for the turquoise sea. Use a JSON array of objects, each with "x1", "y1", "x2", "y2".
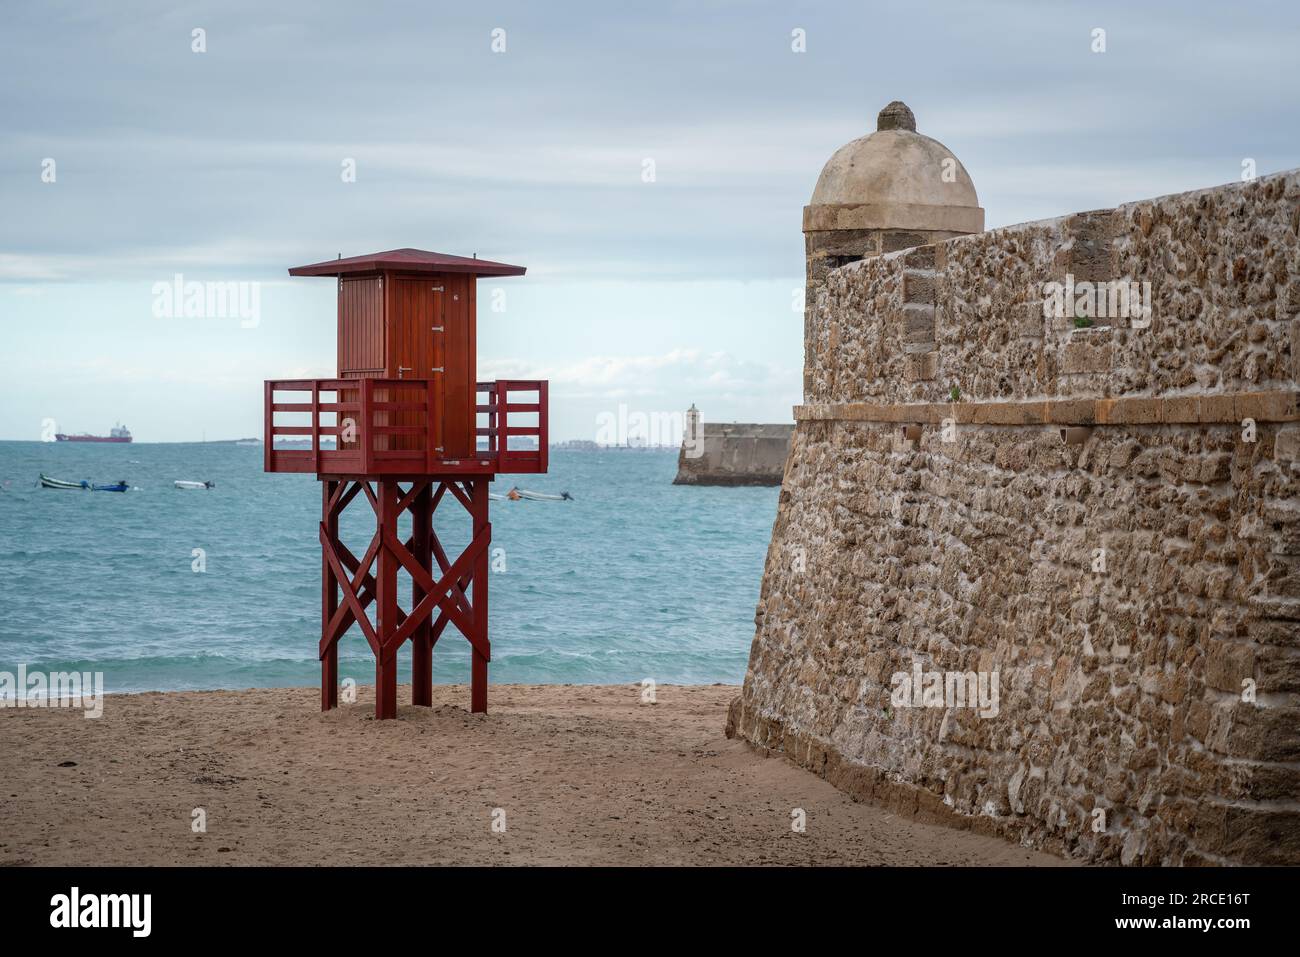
[{"x1": 0, "y1": 442, "x2": 776, "y2": 692}]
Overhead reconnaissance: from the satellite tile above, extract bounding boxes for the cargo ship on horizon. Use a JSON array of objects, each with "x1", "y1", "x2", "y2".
[{"x1": 54, "y1": 423, "x2": 133, "y2": 443}]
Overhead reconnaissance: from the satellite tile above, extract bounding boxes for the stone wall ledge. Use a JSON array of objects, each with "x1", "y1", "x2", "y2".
[
  {"x1": 804, "y1": 200, "x2": 985, "y2": 234},
  {"x1": 794, "y1": 390, "x2": 1300, "y2": 426}
]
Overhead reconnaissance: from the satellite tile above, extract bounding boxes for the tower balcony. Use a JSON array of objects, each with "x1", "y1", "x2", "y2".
[{"x1": 264, "y1": 378, "x2": 548, "y2": 477}]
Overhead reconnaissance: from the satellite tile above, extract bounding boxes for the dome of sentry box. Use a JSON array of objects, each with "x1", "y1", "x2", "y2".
[{"x1": 805, "y1": 100, "x2": 984, "y2": 236}]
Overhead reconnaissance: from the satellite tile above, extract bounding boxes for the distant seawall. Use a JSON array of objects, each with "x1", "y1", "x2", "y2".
[
  {"x1": 674, "y1": 423, "x2": 793, "y2": 486},
  {"x1": 729, "y1": 171, "x2": 1300, "y2": 865}
]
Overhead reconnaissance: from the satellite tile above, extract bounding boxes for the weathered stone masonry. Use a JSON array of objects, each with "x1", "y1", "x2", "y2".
[{"x1": 728, "y1": 169, "x2": 1300, "y2": 865}]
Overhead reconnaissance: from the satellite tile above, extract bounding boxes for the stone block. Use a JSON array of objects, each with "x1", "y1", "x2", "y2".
[
  {"x1": 902, "y1": 302, "x2": 935, "y2": 333},
  {"x1": 1237, "y1": 391, "x2": 1299, "y2": 423},
  {"x1": 1110, "y1": 398, "x2": 1161, "y2": 425},
  {"x1": 904, "y1": 351, "x2": 938, "y2": 382},
  {"x1": 1277, "y1": 425, "x2": 1300, "y2": 463},
  {"x1": 1204, "y1": 638, "x2": 1256, "y2": 693},
  {"x1": 1066, "y1": 209, "x2": 1119, "y2": 281},
  {"x1": 903, "y1": 270, "x2": 937, "y2": 304},
  {"x1": 1163, "y1": 395, "x2": 1199, "y2": 423},
  {"x1": 881, "y1": 230, "x2": 929, "y2": 254},
  {"x1": 903, "y1": 245, "x2": 937, "y2": 271},
  {"x1": 1199, "y1": 394, "x2": 1236, "y2": 423},
  {"x1": 1225, "y1": 705, "x2": 1300, "y2": 762},
  {"x1": 1207, "y1": 806, "x2": 1300, "y2": 865},
  {"x1": 725, "y1": 696, "x2": 742, "y2": 738},
  {"x1": 1256, "y1": 646, "x2": 1300, "y2": 693},
  {"x1": 1019, "y1": 302, "x2": 1046, "y2": 339},
  {"x1": 1060, "y1": 338, "x2": 1113, "y2": 375},
  {"x1": 1048, "y1": 399, "x2": 1097, "y2": 424}
]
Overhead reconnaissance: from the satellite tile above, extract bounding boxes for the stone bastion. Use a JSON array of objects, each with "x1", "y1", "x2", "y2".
[{"x1": 727, "y1": 153, "x2": 1300, "y2": 864}]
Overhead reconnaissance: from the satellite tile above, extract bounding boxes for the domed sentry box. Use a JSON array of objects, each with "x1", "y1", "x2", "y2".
[{"x1": 264, "y1": 248, "x2": 547, "y2": 718}]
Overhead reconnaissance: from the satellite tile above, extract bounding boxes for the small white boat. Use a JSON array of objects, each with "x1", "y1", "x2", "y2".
[
  {"x1": 509, "y1": 487, "x2": 572, "y2": 502},
  {"x1": 40, "y1": 473, "x2": 88, "y2": 490},
  {"x1": 174, "y1": 480, "x2": 216, "y2": 490}
]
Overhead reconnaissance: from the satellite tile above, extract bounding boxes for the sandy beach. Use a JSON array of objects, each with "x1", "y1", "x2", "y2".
[{"x1": 0, "y1": 683, "x2": 1067, "y2": 866}]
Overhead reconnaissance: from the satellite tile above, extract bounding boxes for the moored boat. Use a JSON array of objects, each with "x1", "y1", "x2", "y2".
[
  {"x1": 174, "y1": 480, "x2": 215, "y2": 490},
  {"x1": 39, "y1": 473, "x2": 129, "y2": 491},
  {"x1": 509, "y1": 487, "x2": 573, "y2": 502},
  {"x1": 40, "y1": 473, "x2": 89, "y2": 490}
]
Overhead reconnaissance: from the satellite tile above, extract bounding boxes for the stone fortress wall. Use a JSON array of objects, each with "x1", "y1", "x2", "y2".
[{"x1": 727, "y1": 102, "x2": 1300, "y2": 865}]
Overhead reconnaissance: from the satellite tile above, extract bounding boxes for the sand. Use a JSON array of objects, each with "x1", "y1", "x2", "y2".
[{"x1": 0, "y1": 683, "x2": 1069, "y2": 866}]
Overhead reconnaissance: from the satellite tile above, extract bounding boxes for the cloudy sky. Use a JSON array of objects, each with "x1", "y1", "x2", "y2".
[{"x1": 3, "y1": 0, "x2": 1298, "y2": 441}]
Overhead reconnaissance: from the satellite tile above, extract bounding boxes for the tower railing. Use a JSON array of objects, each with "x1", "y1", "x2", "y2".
[
  {"x1": 264, "y1": 378, "x2": 548, "y2": 475},
  {"x1": 476, "y1": 380, "x2": 548, "y2": 475}
]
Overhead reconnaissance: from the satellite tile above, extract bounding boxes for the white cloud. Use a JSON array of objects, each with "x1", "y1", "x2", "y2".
[{"x1": 479, "y1": 348, "x2": 797, "y2": 403}]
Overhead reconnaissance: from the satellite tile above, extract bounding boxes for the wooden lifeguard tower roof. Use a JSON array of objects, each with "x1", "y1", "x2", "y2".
[{"x1": 288, "y1": 248, "x2": 526, "y2": 277}]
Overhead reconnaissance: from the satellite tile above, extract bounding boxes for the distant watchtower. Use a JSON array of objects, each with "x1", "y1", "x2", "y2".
[
  {"x1": 803, "y1": 101, "x2": 983, "y2": 391},
  {"x1": 264, "y1": 248, "x2": 548, "y2": 718}
]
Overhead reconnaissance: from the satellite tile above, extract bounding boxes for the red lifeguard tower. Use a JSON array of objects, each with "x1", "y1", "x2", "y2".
[{"x1": 264, "y1": 248, "x2": 547, "y2": 719}]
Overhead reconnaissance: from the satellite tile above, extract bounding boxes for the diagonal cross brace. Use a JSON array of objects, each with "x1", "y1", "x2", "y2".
[
  {"x1": 319, "y1": 537, "x2": 409, "y2": 658},
  {"x1": 429, "y1": 528, "x2": 473, "y2": 618},
  {"x1": 320, "y1": 524, "x2": 382, "y2": 657},
  {"x1": 380, "y1": 524, "x2": 491, "y2": 659}
]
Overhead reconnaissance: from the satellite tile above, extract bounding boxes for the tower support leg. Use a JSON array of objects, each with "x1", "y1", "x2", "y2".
[
  {"x1": 470, "y1": 479, "x2": 490, "y2": 714},
  {"x1": 317, "y1": 475, "x2": 491, "y2": 720},
  {"x1": 376, "y1": 655, "x2": 397, "y2": 720},
  {"x1": 375, "y1": 480, "x2": 400, "y2": 720},
  {"x1": 321, "y1": 480, "x2": 339, "y2": 711},
  {"x1": 411, "y1": 482, "x2": 433, "y2": 706}
]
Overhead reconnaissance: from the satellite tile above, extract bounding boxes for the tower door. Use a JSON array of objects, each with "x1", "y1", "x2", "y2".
[{"x1": 390, "y1": 277, "x2": 446, "y2": 453}]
